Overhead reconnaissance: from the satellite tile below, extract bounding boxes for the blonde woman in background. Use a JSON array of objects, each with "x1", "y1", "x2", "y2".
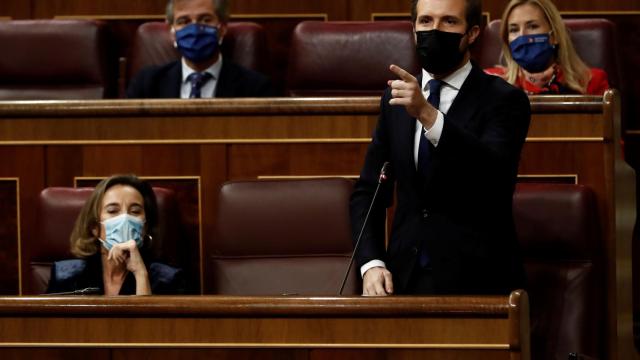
[{"x1": 485, "y1": 0, "x2": 609, "y2": 95}]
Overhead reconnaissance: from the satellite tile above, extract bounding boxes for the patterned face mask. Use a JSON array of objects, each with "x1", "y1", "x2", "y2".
[
  {"x1": 174, "y1": 23, "x2": 220, "y2": 63},
  {"x1": 509, "y1": 33, "x2": 556, "y2": 73},
  {"x1": 99, "y1": 213, "x2": 145, "y2": 250}
]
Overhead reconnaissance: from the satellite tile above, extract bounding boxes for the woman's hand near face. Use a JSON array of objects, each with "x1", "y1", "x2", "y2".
[
  {"x1": 107, "y1": 240, "x2": 151, "y2": 295},
  {"x1": 107, "y1": 240, "x2": 145, "y2": 273}
]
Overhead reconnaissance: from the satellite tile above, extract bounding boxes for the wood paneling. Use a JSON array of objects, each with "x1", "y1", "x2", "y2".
[
  {"x1": 0, "y1": 292, "x2": 529, "y2": 360},
  {"x1": 228, "y1": 144, "x2": 367, "y2": 180},
  {"x1": 45, "y1": 147, "x2": 84, "y2": 187},
  {"x1": 348, "y1": 0, "x2": 640, "y2": 22},
  {"x1": 230, "y1": 2, "x2": 346, "y2": 21},
  {"x1": 0, "y1": 93, "x2": 631, "y2": 358},
  {"x1": 348, "y1": 0, "x2": 409, "y2": 21},
  {"x1": 2, "y1": 0, "x2": 639, "y2": 20},
  {"x1": 0, "y1": 98, "x2": 379, "y2": 142},
  {"x1": 113, "y1": 349, "x2": 308, "y2": 360},
  {"x1": 0, "y1": 147, "x2": 45, "y2": 296},
  {"x1": 33, "y1": 0, "x2": 166, "y2": 18},
  {"x1": 0, "y1": 180, "x2": 18, "y2": 295},
  {"x1": 349, "y1": 0, "x2": 528, "y2": 22},
  {"x1": 28, "y1": 0, "x2": 347, "y2": 20},
  {"x1": 550, "y1": 0, "x2": 640, "y2": 11},
  {"x1": 0, "y1": 349, "x2": 109, "y2": 359},
  {"x1": 197, "y1": 144, "x2": 228, "y2": 296},
  {"x1": 0, "y1": 3, "x2": 28, "y2": 19}
]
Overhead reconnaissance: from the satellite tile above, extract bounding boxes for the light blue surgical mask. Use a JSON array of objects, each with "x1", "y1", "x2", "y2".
[
  {"x1": 99, "y1": 214, "x2": 145, "y2": 250},
  {"x1": 509, "y1": 32, "x2": 556, "y2": 73},
  {"x1": 174, "y1": 23, "x2": 220, "y2": 63}
]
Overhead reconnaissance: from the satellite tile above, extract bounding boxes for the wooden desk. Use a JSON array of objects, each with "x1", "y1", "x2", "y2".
[
  {"x1": 0, "y1": 92, "x2": 633, "y2": 358},
  {"x1": 0, "y1": 291, "x2": 529, "y2": 360}
]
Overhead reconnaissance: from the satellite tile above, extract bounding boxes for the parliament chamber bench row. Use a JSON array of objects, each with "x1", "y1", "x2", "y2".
[
  {"x1": 0, "y1": 17, "x2": 620, "y2": 99},
  {"x1": 0, "y1": 92, "x2": 631, "y2": 358},
  {"x1": 0, "y1": 292, "x2": 530, "y2": 360},
  {"x1": 26, "y1": 179, "x2": 602, "y2": 360}
]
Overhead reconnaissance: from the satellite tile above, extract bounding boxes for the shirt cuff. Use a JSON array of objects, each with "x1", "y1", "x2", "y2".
[
  {"x1": 360, "y1": 260, "x2": 387, "y2": 278},
  {"x1": 424, "y1": 111, "x2": 444, "y2": 147}
]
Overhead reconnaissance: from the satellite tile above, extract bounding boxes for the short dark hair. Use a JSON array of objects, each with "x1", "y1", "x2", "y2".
[
  {"x1": 166, "y1": 0, "x2": 230, "y2": 24},
  {"x1": 411, "y1": 0, "x2": 482, "y2": 30}
]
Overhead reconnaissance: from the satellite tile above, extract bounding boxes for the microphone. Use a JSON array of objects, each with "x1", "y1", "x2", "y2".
[
  {"x1": 339, "y1": 162, "x2": 390, "y2": 295},
  {"x1": 45, "y1": 287, "x2": 102, "y2": 296}
]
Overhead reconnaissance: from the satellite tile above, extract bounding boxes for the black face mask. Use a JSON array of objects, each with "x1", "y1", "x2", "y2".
[{"x1": 416, "y1": 29, "x2": 466, "y2": 75}]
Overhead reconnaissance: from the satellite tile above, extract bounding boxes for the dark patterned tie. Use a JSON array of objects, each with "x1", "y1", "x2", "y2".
[
  {"x1": 187, "y1": 72, "x2": 213, "y2": 98},
  {"x1": 418, "y1": 79, "x2": 443, "y2": 268},
  {"x1": 417, "y1": 79, "x2": 443, "y2": 177}
]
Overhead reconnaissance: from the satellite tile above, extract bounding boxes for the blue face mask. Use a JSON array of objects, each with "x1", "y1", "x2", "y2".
[
  {"x1": 99, "y1": 214, "x2": 145, "y2": 250},
  {"x1": 509, "y1": 33, "x2": 556, "y2": 73},
  {"x1": 174, "y1": 23, "x2": 220, "y2": 63}
]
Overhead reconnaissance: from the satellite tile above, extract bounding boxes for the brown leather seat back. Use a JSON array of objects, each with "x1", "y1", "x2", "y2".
[
  {"x1": 210, "y1": 178, "x2": 359, "y2": 295},
  {"x1": 27, "y1": 187, "x2": 183, "y2": 294},
  {"x1": 0, "y1": 20, "x2": 111, "y2": 100},
  {"x1": 563, "y1": 18, "x2": 620, "y2": 89},
  {"x1": 128, "y1": 21, "x2": 269, "y2": 83},
  {"x1": 128, "y1": 22, "x2": 178, "y2": 79},
  {"x1": 286, "y1": 21, "x2": 419, "y2": 96},
  {"x1": 513, "y1": 183, "x2": 603, "y2": 360},
  {"x1": 474, "y1": 20, "x2": 504, "y2": 69},
  {"x1": 479, "y1": 18, "x2": 619, "y2": 88}
]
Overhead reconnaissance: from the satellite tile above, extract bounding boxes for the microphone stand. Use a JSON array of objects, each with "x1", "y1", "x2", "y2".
[
  {"x1": 339, "y1": 162, "x2": 389, "y2": 295},
  {"x1": 45, "y1": 287, "x2": 102, "y2": 296}
]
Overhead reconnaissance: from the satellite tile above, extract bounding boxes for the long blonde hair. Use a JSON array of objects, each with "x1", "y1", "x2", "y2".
[{"x1": 499, "y1": 0, "x2": 592, "y2": 93}]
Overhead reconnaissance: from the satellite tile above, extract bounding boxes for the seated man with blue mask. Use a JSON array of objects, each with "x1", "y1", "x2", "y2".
[{"x1": 127, "y1": 0, "x2": 273, "y2": 98}]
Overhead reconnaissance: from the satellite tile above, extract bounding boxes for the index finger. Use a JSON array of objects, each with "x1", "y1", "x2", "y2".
[
  {"x1": 383, "y1": 271, "x2": 394, "y2": 294},
  {"x1": 389, "y1": 64, "x2": 416, "y2": 83}
]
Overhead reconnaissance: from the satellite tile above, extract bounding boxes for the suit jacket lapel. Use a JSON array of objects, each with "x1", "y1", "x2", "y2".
[
  {"x1": 406, "y1": 72, "x2": 423, "y2": 186},
  {"x1": 163, "y1": 61, "x2": 182, "y2": 98},
  {"x1": 216, "y1": 58, "x2": 235, "y2": 97},
  {"x1": 422, "y1": 64, "x2": 485, "y2": 190},
  {"x1": 443, "y1": 64, "x2": 484, "y2": 130}
]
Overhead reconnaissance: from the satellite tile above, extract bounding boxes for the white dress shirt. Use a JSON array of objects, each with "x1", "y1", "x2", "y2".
[
  {"x1": 360, "y1": 61, "x2": 473, "y2": 278},
  {"x1": 180, "y1": 56, "x2": 223, "y2": 99},
  {"x1": 412, "y1": 60, "x2": 473, "y2": 167}
]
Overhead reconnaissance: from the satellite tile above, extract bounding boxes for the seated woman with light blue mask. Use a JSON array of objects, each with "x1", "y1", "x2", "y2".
[
  {"x1": 46, "y1": 174, "x2": 184, "y2": 295},
  {"x1": 485, "y1": 0, "x2": 609, "y2": 95}
]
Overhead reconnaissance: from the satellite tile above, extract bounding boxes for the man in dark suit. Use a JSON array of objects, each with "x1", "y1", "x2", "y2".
[
  {"x1": 350, "y1": 0, "x2": 530, "y2": 296},
  {"x1": 127, "y1": 0, "x2": 272, "y2": 99}
]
